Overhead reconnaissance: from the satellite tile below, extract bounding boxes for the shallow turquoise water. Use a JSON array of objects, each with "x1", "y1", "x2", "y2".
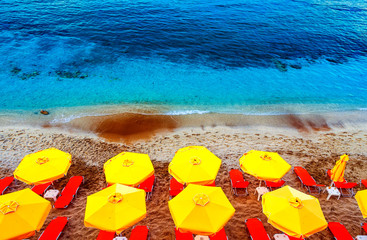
[{"x1": 1, "y1": 0, "x2": 367, "y2": 115}]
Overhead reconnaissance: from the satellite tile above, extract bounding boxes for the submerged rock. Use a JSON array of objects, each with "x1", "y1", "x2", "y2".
[
  {"x1": 273, "y1": 59, "x2": 288, "y2": 72},
  {"x1": 326, "y1": 58, "x2": 341, "y2": 64},
  {"x1": 55, "y1": 70, "x2": 88, "y2": 79},
  {"x1": 11, "y1": 67, "x2": 21, "y2": 75},
  {"x1": 290, "y1": 64, "x2": 302, "y2": 69},
  {"x1": 20, "y1": 71, "x2": 40, "y2": 80}
]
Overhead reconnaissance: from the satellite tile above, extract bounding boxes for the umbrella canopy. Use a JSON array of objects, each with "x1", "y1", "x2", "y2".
[
  {"x1": 0, "y1": 188, "x2": 51, "y2": 240},
  {"x1": 104, "y1": 152, "x2": 154, "y2": 187},
  {"x1": 262, "y1": 185, "x2": 327, "y2": 238},
  {"x1": 168, "y1": 184, "x2": 235, "y2": 235},
  {"x1": 13, "y1": 148, "x2": 71, "y2": 185},
  {"x1": 168, "y1": 146, "x2": 221, "y2": 185},
  {"x1": 355, "y1": 190, "x2": 367, "y2": 218},
  {"x1": 84, "y1": 184, "x2": 146, "y2": 234},
  {"x1": 330, "y1": 154, "x2": 349, "y2": 183},
  {"x1": 239, "y1": 150, "x2": 291, "y2": 182}
]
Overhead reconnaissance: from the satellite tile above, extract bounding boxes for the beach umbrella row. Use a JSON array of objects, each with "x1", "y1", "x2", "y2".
[
  {"x1": 12, "y1": 148, "x2": 156, "y2": 188},
  {"x1": 0, "y1": 185, "x2": 329, "y2": 239},
  {"x1": 7, "y1": 147, "x2": 344, "y2": 239}
]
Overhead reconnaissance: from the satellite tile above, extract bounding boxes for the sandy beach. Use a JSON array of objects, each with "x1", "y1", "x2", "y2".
[{"x1": 1, "y1": 114, "x2": 367, "y2": 239}]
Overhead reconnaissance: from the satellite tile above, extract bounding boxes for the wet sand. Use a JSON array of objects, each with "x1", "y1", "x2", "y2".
[
  {"x1": 1, "y1": 113, "x2": 367, "y2": 239},
  {"x1": 64, "y1": 111, "x2": 360, "y2": 143}
]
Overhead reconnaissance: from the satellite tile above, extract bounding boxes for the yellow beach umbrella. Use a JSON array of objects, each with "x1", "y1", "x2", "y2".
[
  {"x1": 168, "y1": 146, "x2": 221, "y2": 185},
  {"x1": 330, "y1": 154, "x2": 349, "y2": 183},
  {"x1": 13, "y1": 148, "x2": 71, "y2": 185},
  {"x1": 239, "y1": 150, "x2": 291, "y2": 182},
  {"x1": 0, "y1": 188, "x2": 51, "y2": 240},
  {"x1": 84, "y1": 184, "x2": 146, "y2": 234},
  {"x1": 355, "y1": 190, "x2": 367, "y2": 218},
  {"x1": 104, "y1": 152, "x2": 154, "y2": 187},
  {"x1": 168, "y1": 184, "x2": 235, "y2": 235},
  {"x1": 262, "y1": 185, "x2": 327, "y2": 238}
]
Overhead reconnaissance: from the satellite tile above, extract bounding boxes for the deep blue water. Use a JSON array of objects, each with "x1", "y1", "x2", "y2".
[{"x1": 1, "y1": 0, "x2": 367, "y2": 114}]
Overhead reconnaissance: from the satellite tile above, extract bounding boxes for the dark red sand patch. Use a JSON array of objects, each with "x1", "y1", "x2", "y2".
[{"x1": 69, "y1": 113, "x2": 179, "y2": 143}]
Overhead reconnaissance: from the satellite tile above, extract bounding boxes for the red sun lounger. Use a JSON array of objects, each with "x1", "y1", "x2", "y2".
[
  {"x1": 361, "y1": 179, "x2": 367, "y2": 188},
  {"x1": 210, "y1": 228, "x2": 228, "y2": 240},
  {"x1": 245, "y1": 218, "x2": 271, "y2": 240},
  {"x1": 175, "y1": 229, "x2": 193, "y2": 240},
  {"x1": 327, "y1": 169, "x2": 357, "y2": 197},
  {"x1": 0, "y1": 176, "x2": 14, "y2": 195},
  {"x1": 265, "y1": 180, "x2": 285, "y2": 191},
  {"x1": 138, "y1": 175, "x2": 155, "y2": 201},
  {"x1": 97, "y1": 230, "x2": 115, "y2": 240},
  {"x1": 286, "y1": 234, "x2": 304, "y2": 240},
  {"x1": 293, "y1": 166, "x2": 325, "y2": 194},
  {"x1": 361, "y1": 222, "x2": 367, "y2": 235},
  {"x1": 328, "y1": 222, "x2": 354, "y2": 240},
  {"x1": 54, "y1": 176, "x2": 84, "y2": 209},
  {"x1": 130, "y1": 225, "x2": 149, "y2": 240},
  {"x1": 229, "y1": 169, "x2": 249, "y2": 196},
  {"x1": 170, "y1": 178, "x2": 184, "y2": 199},
  {"x1": 38, "y1": 216, "x2": 68, "y2": 240},
  {"x1": 32, "y1": 182, "x2": 52, "y2": 196}
]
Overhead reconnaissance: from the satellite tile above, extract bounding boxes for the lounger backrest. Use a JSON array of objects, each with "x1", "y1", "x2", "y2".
[
  {"x1": 210, "y1": 228, "x2": 227, "y2": 240},
  {"x1": 138, "y1": 175, "x2": 155, "y2": 193},
  {"x1": 38, "y1": 217, "x2": 68, "y2": 240},
  {"x1": 328, "y1": 222, "x2": 354, "y2": 240},
  {"x1": 0, "y1": 176, "x2": 14, "y2": 194},
  {"x1": 170, "y1": 178, "x2": 184, "y2": 197},
  {"x1": 245, "y1": 218, "x2": 270, "y2": 240},
  {"x1": 32, "y1": 182, "x2": 52, "y2": 195},
  {"x1": 361, "y1": 179, "x2": 367, "y2": 188},
  {"x1": 130, "y1": 225, "x2": 149, "y2": 240},
  {"x1": 60, "y1": 176, "x2": 84, "y2": 197},
  {"x1": 175, "y1": 228, "x2": 194, "y2": 240},
  {"x1": 265, "y1": 180, "x2": 285, "y2": 188},
  {"x1": 294, "y1": 167, "x2": 317, "y2": 186},
  {"x1": 362, "y1": 223, "x2": 367, "y2": 234},
  {"x1": 205, "y1": 182, "x2": 216, "y2": 187},
  {"x1": 54, "y1": 176, "x2": 83, "y2": 208},
  {"x1": 286, "y1": 234, "x2": 304, "y2": 240},
  {"x1": 97, "y1": 230, "x2": 115, "y2": 240},
  {"x1": 334, "y1": 182, "x2": 357, "y2": 188},
  {"x1": 229, "y1": 169, "x2": 247, "y2": 188}
]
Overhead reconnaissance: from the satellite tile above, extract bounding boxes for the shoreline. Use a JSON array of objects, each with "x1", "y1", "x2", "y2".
[{"x1": 1, "y1": 105, "x2": 367, "y2": 143}]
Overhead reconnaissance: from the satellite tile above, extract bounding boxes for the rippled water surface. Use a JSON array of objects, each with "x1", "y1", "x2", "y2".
[{"x1": 1, "y1": 0, "x2": 367, "y2": 113}]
